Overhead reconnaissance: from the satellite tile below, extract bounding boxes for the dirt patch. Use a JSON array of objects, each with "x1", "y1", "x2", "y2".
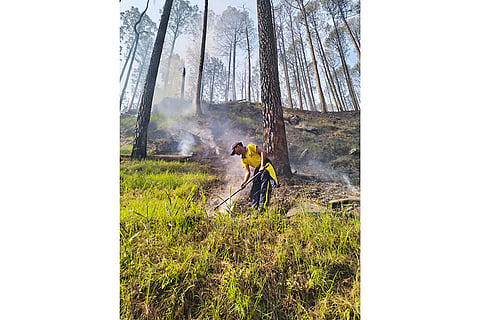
[{"x1": 198, "y1": 154, "x2": 360, "y2": 218}]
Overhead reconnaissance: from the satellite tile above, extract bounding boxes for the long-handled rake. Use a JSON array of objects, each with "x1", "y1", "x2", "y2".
[{"x1": 212, "y1": 163, "x2": 270, "y2": 211}]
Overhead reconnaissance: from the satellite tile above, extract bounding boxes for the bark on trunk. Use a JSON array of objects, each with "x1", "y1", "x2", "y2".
[
  {"x1": 180, "y1": 67, "x2": 186, "y2": 100},
  {"x1": 257, "y1": 0, "x2": 292, "y2": 177},
  {"x1": 131, "y1": 0, "x2": 174, "y2": 160},
  {"x1": 193, "y1": 0, "x2": 208, "y2": 115}
]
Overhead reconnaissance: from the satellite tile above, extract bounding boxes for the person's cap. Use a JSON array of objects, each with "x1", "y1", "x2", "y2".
[{"x1": 230, "y1": 142, "x2": 243, "y2": 155}]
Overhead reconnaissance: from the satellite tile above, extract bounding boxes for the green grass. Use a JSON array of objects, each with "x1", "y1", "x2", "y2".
[
  {"x1": 120, "y1": 115, "x2": 137, "y2": 129},
  {"x1": 120, "y1": 160, "x2": 360, "y2": 320},
  {"x1": 120, "y1": 145, "x2": 133, "y2": 155},
  {"x1": 235, "y1": 116, "x2": 255, "y2": 126}
]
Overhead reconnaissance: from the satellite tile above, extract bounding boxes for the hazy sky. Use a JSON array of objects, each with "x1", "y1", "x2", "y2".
[
  {"x1": 120, "y1": 0, "x2": 257, "y2": 22},
  {"x1": 120, "y1": 0, "x2": 259, "y2": 63}
]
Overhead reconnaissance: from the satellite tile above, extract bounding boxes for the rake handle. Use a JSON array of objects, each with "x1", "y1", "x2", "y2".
[{"x1": 213, "y1": 164, "x2": 269, "y2": 210}]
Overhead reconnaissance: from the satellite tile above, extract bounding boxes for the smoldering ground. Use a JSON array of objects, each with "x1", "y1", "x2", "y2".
[
  {"x1": 290, "y1": 159, "x2": 359, "y2": 192},
  {"x1": 149, "y1": 98, "x2": 265, "y2": 214},
  {"x1": 150, "y1": 98, "x2": 261, "y2": 157},
  {"x1": 145, "y1": 99, "x2": 359, "y2": 214}
]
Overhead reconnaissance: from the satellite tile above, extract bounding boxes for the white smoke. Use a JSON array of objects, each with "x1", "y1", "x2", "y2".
[
  {"x1": 177, "y1": 131, "x2": 195, "y2": 156},
  {"x1": 342, "y1": 174, "x2": 359, "y2": 192}
]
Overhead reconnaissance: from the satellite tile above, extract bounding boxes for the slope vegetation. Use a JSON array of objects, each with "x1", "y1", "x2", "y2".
[{"x1": 120, "y1": 100, "x2": 361, "y2": 319}]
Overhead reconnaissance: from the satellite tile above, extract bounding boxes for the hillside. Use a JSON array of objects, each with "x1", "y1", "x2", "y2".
[
  {"x1": 121, "y1": 99, "x2": 360, "y2": 215},
  {"x1": 120, "y1": 100, "x2": 361, "y2": 319}
]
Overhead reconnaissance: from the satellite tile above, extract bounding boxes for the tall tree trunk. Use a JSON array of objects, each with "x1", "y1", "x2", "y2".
[
  {"x1": 240, "y1": 70, "x2": 244, "y2": 100},
  {"x1": 333, "y1": 68, "x2": 347, "y2": 111},
  {"x1": 131, "y1": 0, "x2": 174, "y2": 160},
  {"x1": 120, "y1": 41, "x2": 135, "y2": 82},
  {"x1": 194, "y1": 0, "x2": 208, "y2": 115},
  {"x1": 287, "y1": 11, "x2": 303, "y2": 110},
  {"x1": 321, "y1": 73, "x2": 335, "y2": 112},
  {"x1": 225, "y1": 44, "x2": 232, "y2": 102},
  {"x1": 336, "y1": 0, "x2": 360, "y2": 59},
  {"x1": 298, "y1": 33, "x2": 316, "y2": 111},
  {"x1": 296, "y1": 45, "x2": 313, "y2": 110},
  {"x1": 128, "y1": 39, "x2": 152, "y2": 111},
  {"x1": 210, "y1": 63, "x2": 216, "y2": 103},
  {"x1": 257, "y1": 0, "x2": 292, "y2": 177},
  {"x1": 200, "y1": 78, "x2": 205, "y2": 102},
  {"x1": 311, "y1": 13, "x2": 343, "y2": 112},
  {"x1": 120, "y1": 38, "x2": 140, "y2": 111},
  {"x1": 297, "y1": 0, "x2": 327, "y2": 112},
  {"x1": 269, "y1": 0, "x2": 278, "y2": 44},
  {"x1": 245, "y1": 23, "x2": 252, "y2": 103},
  {"x1": 278, "y1": 25, "x2": 293, "y2": 108},
  {"x1": 232, "y1": 34, "x2": 237, "y2": 101},
  {"x1": 180, "y1": 67, "x2": 186, "y2": 100},
  {"x1": 293, "y1": 55, "x2": 303, "y2": 110},
  {"x1": 331, "y1": 14, "x2": 359, "y2": 111}
]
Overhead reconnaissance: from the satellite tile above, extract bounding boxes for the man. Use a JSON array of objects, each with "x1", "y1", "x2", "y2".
[{"x1": 230, "y1": 141, "x2": 278, "y2": 210}]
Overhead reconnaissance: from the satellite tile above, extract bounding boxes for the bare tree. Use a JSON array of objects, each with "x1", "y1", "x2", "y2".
[
  {"x1": 203, "y1": 55, "x2": 224, "y2": 103},
  {"x1": 239, "y1": 6, "x2": 256, "y2": 103},
  {"x1": 162, "y1": 0, "x2": 198, "y2": 93},
  {"x1": 257, "y1": 0, "x2": 292, "y2": 177},
  {"x1": 216, "y1": 7, "x2": 248, "y2": 101}
]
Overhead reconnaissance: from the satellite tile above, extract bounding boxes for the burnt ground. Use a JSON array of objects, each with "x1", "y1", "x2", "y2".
[
  {"x1": 198, "y1": 154, "x2": 360, "y2": 218},
  {"x1": 121, "y1": 99, "x2": 360, "y2": 217}
]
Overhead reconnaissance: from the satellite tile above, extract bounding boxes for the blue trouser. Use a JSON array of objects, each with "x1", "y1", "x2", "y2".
[{"x1": 250, "y1": 160, "x2": 273, "y2": 210}]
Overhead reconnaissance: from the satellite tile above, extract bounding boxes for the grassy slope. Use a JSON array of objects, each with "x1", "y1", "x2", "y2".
[{"x1": 120, "y1": 159, "x2": 360, "y2": 320}]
